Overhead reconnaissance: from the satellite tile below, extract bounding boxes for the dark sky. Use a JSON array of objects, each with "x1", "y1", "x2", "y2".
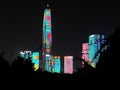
[{"x1": 0, "y1": 0, "x2": 119, "y2": 62}]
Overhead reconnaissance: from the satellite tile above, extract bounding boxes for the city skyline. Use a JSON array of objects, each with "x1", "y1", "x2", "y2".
[{"x1": 0, "y1": 0, "x2": 118, "y2": 62}]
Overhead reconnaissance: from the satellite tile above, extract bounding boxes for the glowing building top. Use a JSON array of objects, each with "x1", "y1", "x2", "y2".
[{"x1": 47, "y1": 4, "x2": 49, "y2": 8}]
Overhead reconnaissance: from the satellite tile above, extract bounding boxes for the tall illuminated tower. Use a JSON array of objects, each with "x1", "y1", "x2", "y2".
[{"x1": 42, "y1": 4, "x2": 52, "y2": 71}]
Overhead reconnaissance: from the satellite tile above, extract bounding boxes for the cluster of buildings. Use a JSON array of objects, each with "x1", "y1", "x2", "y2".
[
  {"x1": 19, "y1": 4, "x2": 108, "y2": 74},
  {"x1": 20, "y1": 50, "x2": 73, "y2": 74},
  {"x1": 19, "y1": 5, "x2": 73, "y2": 74},
  {"x1": 82, "y1": 35, "x2": 107, "y2": 68}
]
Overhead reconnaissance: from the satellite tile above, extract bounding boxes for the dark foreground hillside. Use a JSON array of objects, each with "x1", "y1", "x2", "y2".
[{"x1": 0, "y1": 28, "x2": 119, "y2": 89}]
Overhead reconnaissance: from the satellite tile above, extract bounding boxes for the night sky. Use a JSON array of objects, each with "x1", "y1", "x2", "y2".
[{"x1": 0, "y1": 0, "x2": 119, "y2": 62}]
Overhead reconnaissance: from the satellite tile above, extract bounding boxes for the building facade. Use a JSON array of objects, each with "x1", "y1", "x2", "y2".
[
  {"x1": 64, "y1": 56, "x2": 73, "y2": 74},
  {"x1": 81, "y1": 43, "x2": 89, "y2": 67},
  {"x1": 32, "y1": 52, "x2": 39, "y2": 71},
  {"x1": 88, "y1": 34, "x2": 106, "y2": 68},
  {"x1": 52, "y1": 56, "x2": 61, "y2": 73},
  {"x1": 20, "y1": 51, "x2": 32, "y2": 59},
  {"x1": 42, "y1": 5, "x2": 52, "y2": 72}
]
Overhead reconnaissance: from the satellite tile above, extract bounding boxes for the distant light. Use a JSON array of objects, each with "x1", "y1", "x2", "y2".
[
  {"x1": 20, "y1": 51, "x2": 24, "y2": 54},
  {"x1": 58, "y1": 56, "x2": 60, "y2": 58},
  {"x1": 54, "y1": 56, "x2": 57, "y2": 58},
  {"x1": 46, "y1": 54, "x2": 50, "y2": 57},
  {"x1": 64, "y1": 56, "x2": 73, "y2": 59},
  {"x1": 68, "y1": 56, "x2": 73, "y2": 58},
  {"x1": 90, "y1": 35, "x2": 95, "y2": 37},
  {"x1": 47, "y1": 4, "x2": 49, "y2": 7}
]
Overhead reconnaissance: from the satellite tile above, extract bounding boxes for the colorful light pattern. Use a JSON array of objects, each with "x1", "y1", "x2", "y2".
[
  {"x1": 82, "y1": 43, "x2": 89, "y2": 67},
  {"x1": 82, "y1": 43, "x2": 89, "y2": 61},
  {"x1": 32, "y1": 52, "x2": 39, "y2": 71},
  {"x1": 88, "y1": 34, "x2": 106, "y2": 68},
  {"x1": 19, "y1": 4, "x2": 109, "y2": 73},
  {"x1": 64, "y1": 56, "x2": 73, "y2": 74},
  {"x1": 20, "y1": 51, "x2": 32, "y2": 59},
  {"x1": 52, "y1": 56, "x2": 61, "y2": 73},
  {"x1": 42, "y1": 6, "x2": 52, "y2": 72}
]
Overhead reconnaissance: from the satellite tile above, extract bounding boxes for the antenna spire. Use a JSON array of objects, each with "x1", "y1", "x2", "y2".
[{"x1": 47, "y1": 4, "x2": 49, "y2": 8}]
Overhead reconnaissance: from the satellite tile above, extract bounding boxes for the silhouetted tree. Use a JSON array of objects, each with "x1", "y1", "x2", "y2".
[
  {"x1": 0, "y1": 51, "x2": 11, "y2": 89},
  {"x1": 10, "y1": 56, "x2": 34, "y2": 88},
  {"x1": 96, "y1": 28, "x2": 120, "y2": 89}
]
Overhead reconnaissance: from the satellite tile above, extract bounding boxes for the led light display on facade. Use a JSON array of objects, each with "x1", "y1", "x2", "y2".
[
  {"x1": 20, "y1": 51, "x2": 32, "y2": 59},
  {"x1": 45, "y1": 54, "x2": 51, "y2": 72},
  {"x1": 88, "y1": 34, "x2": 106, "y2": 68},
  {"x1": 52, "y1": 56, "x2": 61, "y2": 73},
  {"x1": 64, "y1": 56, "x2": 73, "y2": 74},
  {"x1": 32, "y1": 52, "x2": 39, "y2": 71},
  {"x1": 82, "y1": 43, "x2": 89, "y2": 61},
  {"x1": 82, "y1": 43, "x2": 89, "y2": 67},
  {"x1": 42, "y1": 5, "x2": 52, "y2": 71}
]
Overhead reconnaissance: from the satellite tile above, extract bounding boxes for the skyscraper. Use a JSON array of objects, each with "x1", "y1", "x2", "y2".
[
  {"x1": 42, "y1": 4, "x2": 52, "y2": 71},
  {"x1": 88, "y1": 34, "x2": 106, "y2": 68}
]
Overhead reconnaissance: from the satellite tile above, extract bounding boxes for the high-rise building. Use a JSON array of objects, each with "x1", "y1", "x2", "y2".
[
  {"x1": 64, "y1": 56, "x2": 73, "y2": 74},
  {"x1": 81, "y1": 43, "x2": 89, "y2": 67},
  {"x1": 88, "y1": 34, "x2": 106, "y2": 68},
  {"x1": 42, "y1": 4, "x2": 52, "y2": 71},
  {"x1": 52, "y1": 56, "x2": 61, "y2": 73},
  {"x1": 32, "y1": 52, "x2": 39, "y2": 71},
  {"x1": 45, "y1": 54, "x2": 53, "y2": 72}
]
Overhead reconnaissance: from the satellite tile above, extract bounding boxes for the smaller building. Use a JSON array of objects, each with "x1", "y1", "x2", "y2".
[
  {"x1": 81, "y1": 43, "x2": 89, "y2": 68},
  {"x1": 52, "y1": 56, "x2": 61, "y2": 73},
  {"x1": 64, "y1": 56, "x2": 73, "y2": 74},
  {"x1": 45, "y1": 54, "x2": 53, "y2": 72},
  {"x1": 32, "y1": 52, "x2": 39, "y2": 71},
  {"x1": 20, "y1": 51, "x2": 32, "y2": 59}
]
